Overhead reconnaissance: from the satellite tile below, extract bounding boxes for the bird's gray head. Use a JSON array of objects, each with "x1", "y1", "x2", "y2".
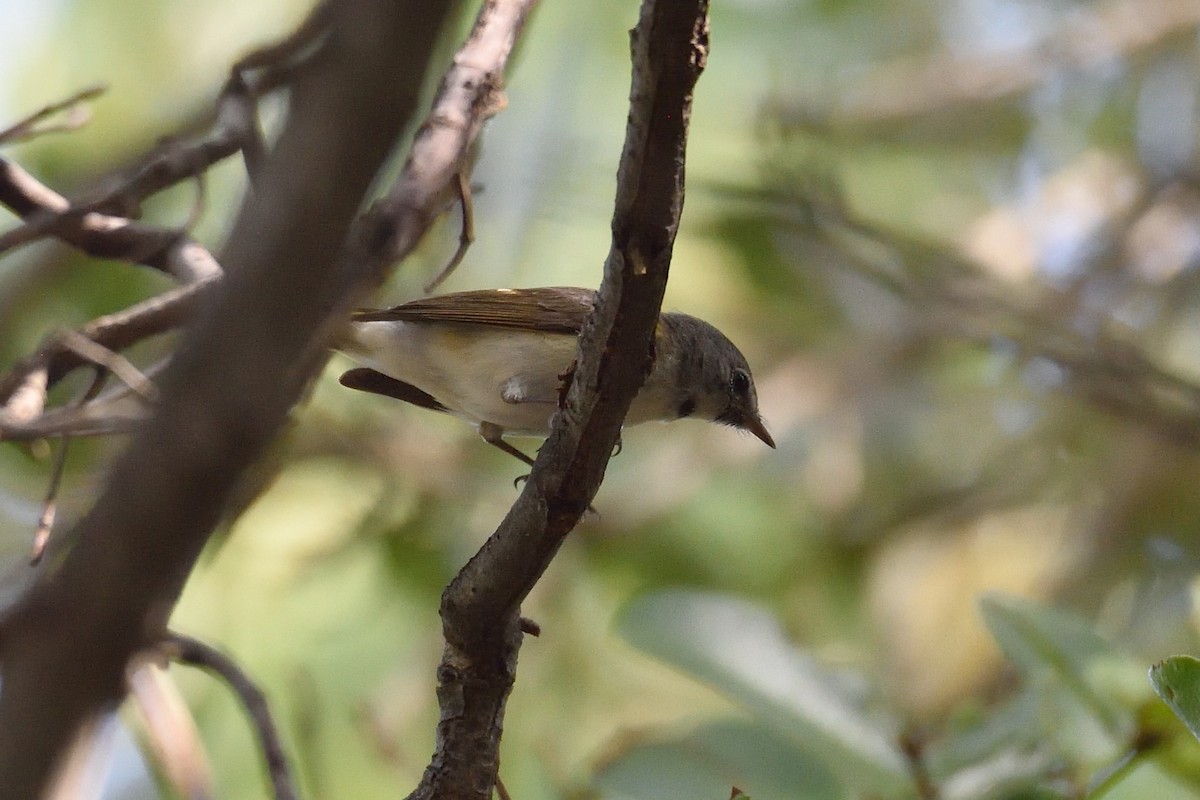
[{"x1": 659, "y1": 313, "x2": 775, "y2": 448}]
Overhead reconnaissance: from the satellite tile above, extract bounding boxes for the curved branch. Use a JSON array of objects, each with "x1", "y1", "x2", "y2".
[{"x1": 165, "y1": 633, "x2": 297, "y2": 800}]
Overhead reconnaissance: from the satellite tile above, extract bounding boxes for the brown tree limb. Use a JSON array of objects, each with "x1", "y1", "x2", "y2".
[
  {"x1": 355, "y1": 0, "x2": 526, "y2": 276},
  {"x1": 0, "y1": 281, "x2": 213, "y2": 435},
  {"x1": 406, "y1": 1, "x2": 710, "y2": 798},
  {"x1": 0, "y1": 0, "x2": 466, "y2": 794},
  {"x1": 0, "y1": 2, "x2": 334, "y2": 435},
  {"x1": 0, "y1": 389, "x2": 152, "y2": 441},
  {"x1": 30, "y1": 437, "x2": 68, "y2": 565},
  {"x1": 80, "y1": 71, "x2": 267, "y2": 220}
]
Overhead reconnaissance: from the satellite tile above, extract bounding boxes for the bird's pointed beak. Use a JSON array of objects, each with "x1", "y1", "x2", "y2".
[{"x1": 744, "y1": 414, "x2": 776, "y2": 449}]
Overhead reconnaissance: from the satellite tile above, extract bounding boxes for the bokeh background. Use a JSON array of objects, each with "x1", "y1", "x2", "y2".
[{"x1": 5, "y1": 0, "x2": 1200, "y2": 797}]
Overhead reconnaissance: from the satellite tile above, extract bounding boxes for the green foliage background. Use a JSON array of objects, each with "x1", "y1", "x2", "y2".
[{"x1": 5, "y1": 0, "x2": 1200, "y2": 798}]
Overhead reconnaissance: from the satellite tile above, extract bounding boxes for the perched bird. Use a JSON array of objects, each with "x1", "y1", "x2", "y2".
[{"x1": 337, "y1": 286, "x2": 774, "y2": 465}]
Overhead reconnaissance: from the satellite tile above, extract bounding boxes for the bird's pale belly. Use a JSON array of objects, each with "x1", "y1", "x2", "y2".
[{"x1": 342, "y1": 320, "x2": 579, "y2": 435}]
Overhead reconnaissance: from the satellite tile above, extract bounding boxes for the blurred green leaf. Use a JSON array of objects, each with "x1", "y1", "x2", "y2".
[
  {"x1": 980, "y1": 595, "x2": 1112, "y2": 674},
  {"x1": 594, "y1": 718, "x2": 845, "y2": 800},
  {"x1": 617, "y1": 589, "x2": 914, "y2": 798},
  {"x1": 925, "y1": 689, "x2": 1044, "y2": 776},
  {"x1": 979, "y1": 594, "x2": 1135, "y2": 765},
  {"x1": 1151, "y1": 656, "x2": 1200, "y2": 744}
]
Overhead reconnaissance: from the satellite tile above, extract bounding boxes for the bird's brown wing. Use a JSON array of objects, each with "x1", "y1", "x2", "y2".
[{"x1": 351, "y1": 287, "x2": 595, "y2": 334}]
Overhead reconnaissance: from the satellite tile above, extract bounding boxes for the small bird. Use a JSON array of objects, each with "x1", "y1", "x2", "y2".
[{"x1": 337, "y1": 286, "x2": 774, "y2": 465}]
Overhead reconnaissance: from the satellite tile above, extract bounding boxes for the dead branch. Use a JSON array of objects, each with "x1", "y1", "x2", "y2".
[{"x1": 0, "y1": 12, "x2": 334, "y2": 232}]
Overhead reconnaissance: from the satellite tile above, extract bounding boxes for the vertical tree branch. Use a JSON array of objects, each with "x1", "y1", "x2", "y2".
[{"x1": 411, "y1": 1, "x2": 710, "y2": 798}]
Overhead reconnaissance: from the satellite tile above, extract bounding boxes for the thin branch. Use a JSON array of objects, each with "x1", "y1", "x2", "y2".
[
  {"x1": 423, "y1": 171, "x2": 476, "y2": 292},
  {"x1": 407, "y1": 1, "x2": 709, "y2": 798},
  {"x1": 1, "y1": 363, "x2": 48, "y2": 424},
  {"x1": 0, "y1": 85, "x2": 107, "y2": 145},
  {"x1": 0, "y1": 398, "x2": 152, "y2": 442},
  {"x1": 1, "y1": 359, "x2": 164, "y2": 443},
  {"x1": 85, "y1": 0, "x2": 333, "y2": 215},
  {"x1": 84, "y1": 72, "x2": 270, "y2": 219},
  {"x1": 31, "y1": 438, "x2": 69, "y2": 565},
  {"x1": 0, "y1": 0, "x2": 398, "y2": 436},
  {"x1": 0, "y1": 157, "x2": 222, "y2": 283},
  {"x1": 29, "y1": 365, "x2": 109, "y2": 564},
  {"x1": 5, "y1": 22, "x2": 326, "y2": 229},
  {"x1": 354, "y1": 1, "x2": 522, "y2": 275},
  {"x1": 164, "y1": 633, "x2": 296, "y2": 800},
  {"x1": 234, "y1": 0, "x2": 334, "y2": 74},
  {"x1": 0, "y1": 3, "x2": 329, "y2": 259}
]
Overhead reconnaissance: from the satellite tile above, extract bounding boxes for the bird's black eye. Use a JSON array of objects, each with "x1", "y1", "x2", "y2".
[
  {"x1": 677, "y1": 397, "x2": 696, "y2": 418},
  {"x1": 731, "y1": 368, "x2": 750, "y2": 394}
]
